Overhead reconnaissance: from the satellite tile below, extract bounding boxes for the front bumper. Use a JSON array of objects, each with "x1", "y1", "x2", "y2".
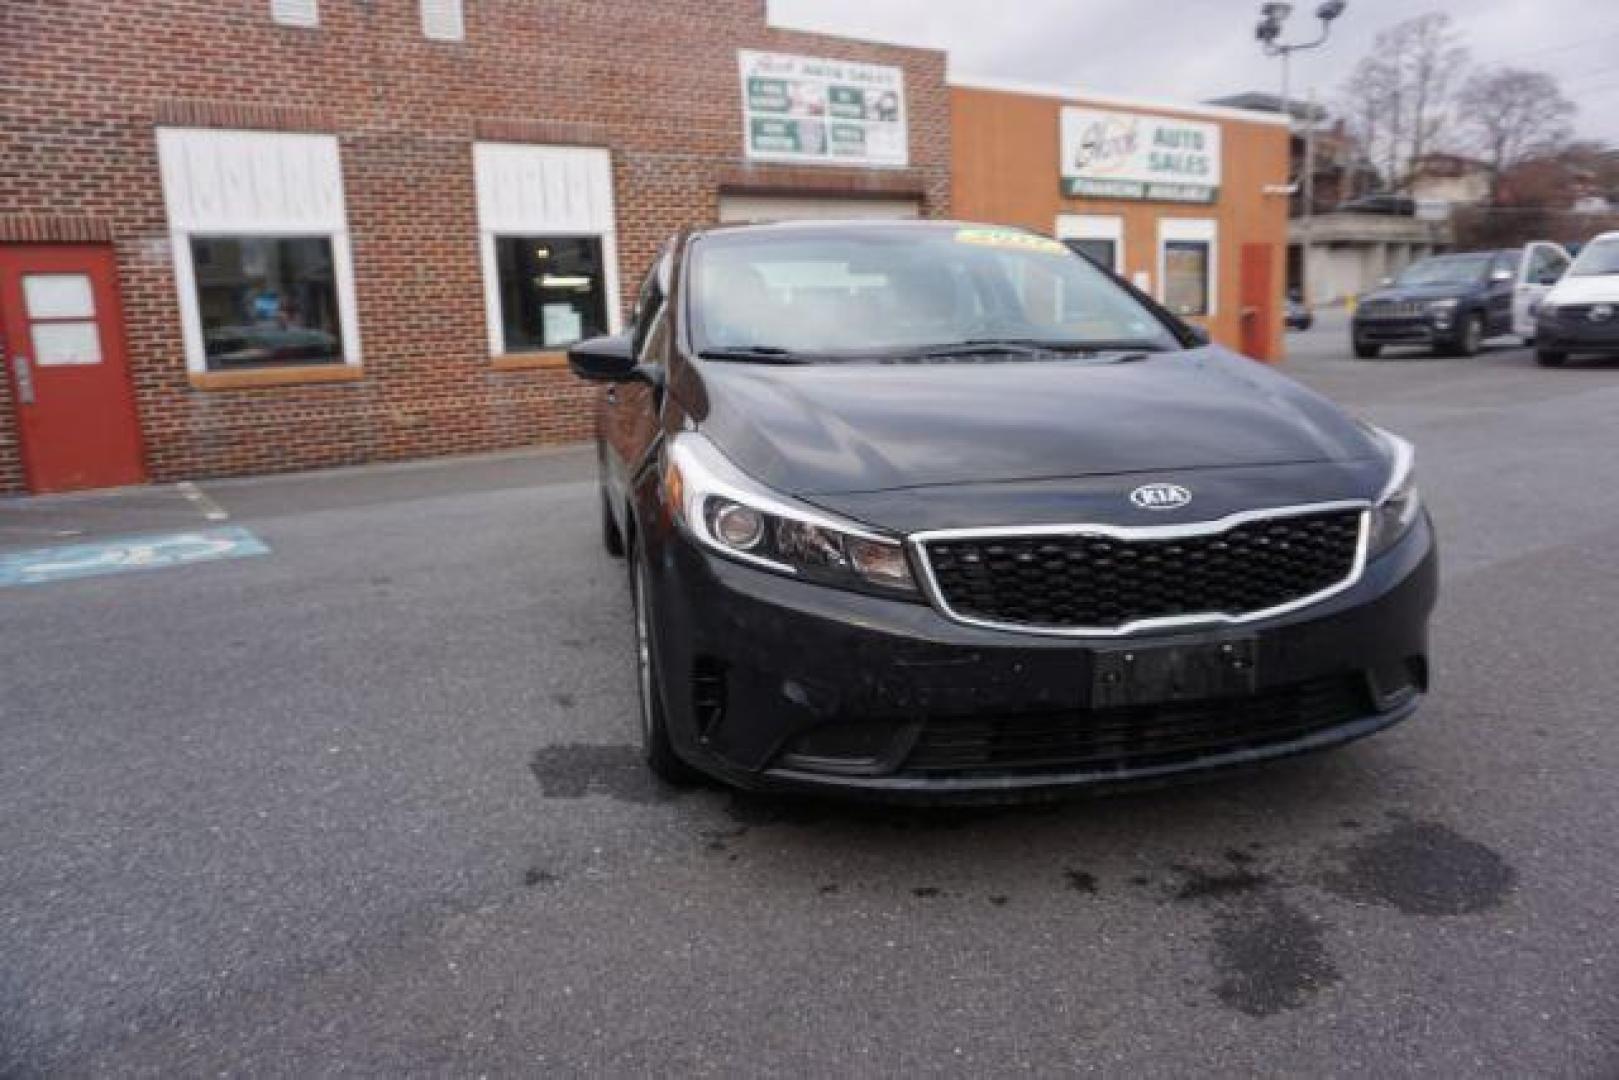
[
  {"x1": 1353, "y1": 316, "x2": 1454, "y2": 346},
  {"x1": 645, "y1": 513, "x2": 1438, "y2": 801},
  {"x1": 1536, "y1": 315, "x2": 1619, "y2": 352}
]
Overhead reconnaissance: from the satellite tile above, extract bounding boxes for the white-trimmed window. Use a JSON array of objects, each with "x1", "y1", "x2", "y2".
[
  {"x1": 1158, "y1": 218, "x2": 1217, "y2": 318},
  {"x1": 473, "y1": 143, "x2": 621, "y2": 356},
  {"x1": 270, "y1": 0, "x2": 318, "y2": 28},
  {"x1": 157, "y1": 128, "x2": 361, "y2": 374},
  {"x1": 1055, "y1": 214, "x2": 1124, "y2": 274},
  {"x1": 421, "y1": 0, "x2": 464, "y2": 41}
]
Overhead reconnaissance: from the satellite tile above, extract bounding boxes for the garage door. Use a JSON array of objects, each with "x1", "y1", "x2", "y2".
[{"x1": 717, "y1": 194, "x2": 922, "y2": 224}]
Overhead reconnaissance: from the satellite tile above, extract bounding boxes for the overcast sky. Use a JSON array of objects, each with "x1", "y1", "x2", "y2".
[{"x1": 769, "y1": 0, "x2": 1619, "y2": 144}]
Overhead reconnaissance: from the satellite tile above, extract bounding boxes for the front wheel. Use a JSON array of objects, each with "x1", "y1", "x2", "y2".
[
  {"x1": 600, "y1": 486, "x2": 625, "y2": 557},
  {"x1": 631, "y1": 557, "x2": 702, "y2": 786},
  {"x1": 1446, "y1": 314, "x2": 1484, "y2": 357},
  {"x1": 1536, "y1": 348, "x2": 1568, "y2": 368},
  {"x1": 1353, "y1": 341, "x2": 1381, "y2": 360}
]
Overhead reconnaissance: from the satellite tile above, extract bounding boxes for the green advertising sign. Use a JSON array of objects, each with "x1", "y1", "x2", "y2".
[
  {"x1": 1061, "y1": 178, "x2": 1220, "y2": 203},
  {"x1": 828, "y1": 86, "x2": 866, "y2": 119},
  {"x1": 747, "y1": 77, "x2": 791, "y2": 114},
  {"x1": 738, "y1": 50, "x2": 908, "y2": 168}
]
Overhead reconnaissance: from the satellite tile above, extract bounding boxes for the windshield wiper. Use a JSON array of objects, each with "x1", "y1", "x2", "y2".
[
  {"x1": 697, "y1": 346, "x2": 815, "y2": 365},
  {"x1": 895, "y1": 339, "x2": 1159, "y2": 361}
]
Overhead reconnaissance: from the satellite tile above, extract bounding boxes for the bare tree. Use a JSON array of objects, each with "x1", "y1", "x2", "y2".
[
  {"x1": 1456, "y1": 68, "x2": 1577, "y2": 203},
  {"x1": 1341, "y1": 54, "x2": 1396, "y2": 195},
  {"x1": 1338, "y1": 14, "x2": 1469, "y2": 193}
]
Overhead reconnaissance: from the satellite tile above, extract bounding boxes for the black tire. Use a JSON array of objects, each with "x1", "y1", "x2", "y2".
[
  {"x1": 600, "y1": 485, "x2": 625, "y2": 557},
  {"x1": 631, "y1": 556, "x2": 702, "y2": 786},
  {"x1": 1446, "y1": 314, "x2": 1484, "y2": 357},
  {"x1": 1536, "y1": 348, "x2": 1568, "y2": 368},
  {"x1": 1353, "y1": 341, "x2": 1381, "y2": 360}
]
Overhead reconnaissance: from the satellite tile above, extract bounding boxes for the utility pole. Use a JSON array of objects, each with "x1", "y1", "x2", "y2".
[
  {"x1": 1303, "y1": 85, "x2": 1317, "y2": 303},
  {"x1": 1256, "y1": 1, "x2": 1347, "y2": 310}
]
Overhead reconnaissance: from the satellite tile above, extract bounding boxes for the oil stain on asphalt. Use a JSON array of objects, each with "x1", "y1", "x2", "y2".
[
  {"x1": 522, "y1": 750, "x2": 1517, "y2": 1018},
  {"x1": 1321, "y1": 818, "x2": 1517, "y2": 915},
  {"x1": 527, "y1": 744, "x2": 678, "y2": 803},
  {"x1": 1207, "y1": 896, "x2": 1342, "y2": 1017},
  {"x1": 1166, "y1": 858, "x2": 1340, "y2": 1018},
  {"x1": 1181, "y1": 817, "x2": 1516, "y2": 1018}
]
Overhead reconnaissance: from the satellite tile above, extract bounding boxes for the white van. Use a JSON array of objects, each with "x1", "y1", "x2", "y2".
[{"x1": 1535, "y1": 231, "x2": 1619, "y2": 367}]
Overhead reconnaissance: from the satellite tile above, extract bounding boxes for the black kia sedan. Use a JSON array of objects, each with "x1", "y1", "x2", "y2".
[{"x1": 572, "y1": 220, "x2": 1436, "y2": 800}]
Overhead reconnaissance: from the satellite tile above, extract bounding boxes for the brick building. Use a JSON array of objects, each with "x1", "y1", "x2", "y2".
[{"x1": 0, "y1": 0, "x2": 950, "y2": 493}]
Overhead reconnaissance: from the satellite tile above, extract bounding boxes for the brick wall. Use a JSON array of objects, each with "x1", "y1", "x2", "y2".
[{"x1": 0, "y1": 0, "x2": 951, "y2": 491}]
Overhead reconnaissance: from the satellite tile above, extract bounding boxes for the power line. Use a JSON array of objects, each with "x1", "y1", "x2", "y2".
[
  {"x1": 1479, "y1": 28, "x2": 1619, "y2": 65},
  {"x1": 1550, "y1": 67, "x2": 1619, "y2": 91}
]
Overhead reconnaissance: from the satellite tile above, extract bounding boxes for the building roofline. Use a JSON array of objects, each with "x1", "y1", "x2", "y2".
[
  {"x1": 762, "y1": 12, "x2": 947, "y2": 63},
  {"x1": 948, "y1": 75, "x2": 1293, "y2": 127}
]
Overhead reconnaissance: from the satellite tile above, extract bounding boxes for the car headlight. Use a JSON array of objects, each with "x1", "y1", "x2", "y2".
[
  {"x1": 1368, "y1": 427, "x2": 1421, "y2": 557},
  {"x1": 662, "y1": 432, "x2": 918, "y2": 597}
]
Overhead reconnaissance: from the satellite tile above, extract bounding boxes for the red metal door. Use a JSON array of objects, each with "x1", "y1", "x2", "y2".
[
  {"x1": 0, "y1": 245, "x2": 145, "y2": 492},
  {"x1": 1239, "y1": 242, "x2": 1277, "y2": 363}
]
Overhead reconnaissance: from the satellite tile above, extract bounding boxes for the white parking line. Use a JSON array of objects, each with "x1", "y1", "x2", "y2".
[{"x1": 177, "y1": 481, "x2": 230, "y2": 522}]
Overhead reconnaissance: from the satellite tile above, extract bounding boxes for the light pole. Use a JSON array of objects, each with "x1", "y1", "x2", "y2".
[{"x1": 1256, "y1": 0, "x2": 1346, "y2": 309}]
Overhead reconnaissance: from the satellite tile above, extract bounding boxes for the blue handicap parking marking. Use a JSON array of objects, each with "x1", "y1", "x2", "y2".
[{"x1": 0, "y1": 526, "x2": 269, "y2": 587}]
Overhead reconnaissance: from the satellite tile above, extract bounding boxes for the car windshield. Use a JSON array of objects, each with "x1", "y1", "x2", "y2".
[
  {"x1": 687, "y1": 225, "x2": 1180, "y2": 358},
  {"x1": 1396, "y1": 254, "x2": 1491, "y2": 287},
  {"x1": 1569, "y1": 239, "x2": 1619, "y2": 277}
]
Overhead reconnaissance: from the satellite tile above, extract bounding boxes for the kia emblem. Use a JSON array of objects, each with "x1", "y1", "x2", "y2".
[{"x1": 1130, "y1": 483, "x2": 1192, "y2": 511}]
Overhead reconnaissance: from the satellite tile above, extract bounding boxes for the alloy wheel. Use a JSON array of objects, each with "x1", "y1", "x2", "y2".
[{"x1": 633, "y1": 561, "x2": 654, "y2": 745}]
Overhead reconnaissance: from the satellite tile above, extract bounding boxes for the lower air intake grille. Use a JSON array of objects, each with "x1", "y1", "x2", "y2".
[{"x1": 902, "y1": 675, "x2": 1371, "y2": 777}]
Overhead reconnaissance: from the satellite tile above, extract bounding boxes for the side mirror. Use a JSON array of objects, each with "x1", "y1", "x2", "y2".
[
  {"x1": 1539, "y1": 269, "x2": 1564, "y2": 286},
  {"x1": 1184, "y1": 324, "x2": 1211, "y2": 347},
  {"x1": 567, "y1": 334, "x2": 638, "y2": 382}
]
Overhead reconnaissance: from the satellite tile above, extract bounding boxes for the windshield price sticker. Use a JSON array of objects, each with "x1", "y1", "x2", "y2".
[
  {"x1": 954, "y1": 228, "x2": 1069, "y2": 256},
  {"x1": 739, "y1": 50, "x2": 908, "y2": 168}
]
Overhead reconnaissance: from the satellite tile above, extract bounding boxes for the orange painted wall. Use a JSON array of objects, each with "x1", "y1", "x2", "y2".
[{"x1": 950, "y1": 86, "x2": 1290, "y2": 360}]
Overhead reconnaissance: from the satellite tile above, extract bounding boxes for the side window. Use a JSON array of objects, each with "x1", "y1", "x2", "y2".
[
  {"x1": 638, "y1": 306, "x2": 670, "y2": 366},
  {"x1": 630, "y1": 258, "x2": 666, "y2": 360},
  {"x1": 1527, "y1": 248, "x2": 1550, "y2": 284},
  {"x1": 271, "y1": 0, "x2": 318, "y2": 27},
  {"x1": 492, "y1": 236, "x2": 609, "y2": 351},
  {"x1": 1534, "y1": 248, "x2": 1569, "y2": 285},
  {"x1": 421, "y1": 0, "x2": 464, "y2": 40},
  {"x1": 1164, "y1": 241, "x2": 1212, "y2": 317}
]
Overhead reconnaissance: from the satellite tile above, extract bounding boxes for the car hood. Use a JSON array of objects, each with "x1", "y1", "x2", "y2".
[
  {"x1": 1547, "y1": 274, "x2": 1619, "y2": 304},
  {"x1": 1360, "y1": 283, "x2": 1474, "y2": 304},
  {"x1": 687, "y1": 346, "x2": 1385, "y2": 499}
]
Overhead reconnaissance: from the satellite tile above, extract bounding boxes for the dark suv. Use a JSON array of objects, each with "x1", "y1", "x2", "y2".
[
  {"x1": 572, "y1": 220, "x2": 1436, "y2": 801},
  {"x1": 1351, "y1": 250, "x2": 1520, "y2": 358}
]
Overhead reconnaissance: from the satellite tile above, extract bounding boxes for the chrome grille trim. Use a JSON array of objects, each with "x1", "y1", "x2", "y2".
[{"x1": 1359, "y1": 300, "x2": 1425, "y2": 319}]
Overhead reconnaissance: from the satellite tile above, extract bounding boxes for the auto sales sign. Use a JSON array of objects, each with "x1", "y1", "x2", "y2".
[
  {"x1": 739, "y1": 51, "x2": 908, "y2": 168},
  {"x1": 1060, "y1": 107, "x2": 1221, "y2": 203}
]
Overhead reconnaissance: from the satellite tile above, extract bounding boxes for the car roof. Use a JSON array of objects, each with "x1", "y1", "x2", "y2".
[{"x1": 684, "y1": 218, "x2": 1021, "y2": 241}]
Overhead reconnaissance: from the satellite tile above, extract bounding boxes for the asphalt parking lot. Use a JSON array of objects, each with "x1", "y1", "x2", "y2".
[{"x1": 3, "y1": 314, "x2": 1618, "y2": 1076}]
